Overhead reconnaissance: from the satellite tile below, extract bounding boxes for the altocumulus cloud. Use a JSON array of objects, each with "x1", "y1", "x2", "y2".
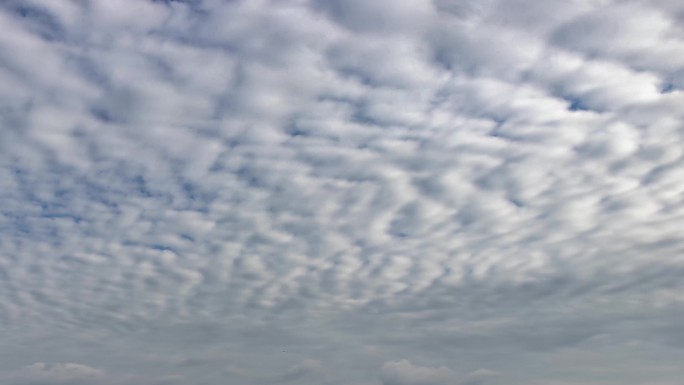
[{"x1": 1, "y1": 0, "x2": 684, "y2": 384}]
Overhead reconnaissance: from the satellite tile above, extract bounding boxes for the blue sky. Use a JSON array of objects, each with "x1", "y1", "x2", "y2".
[{"x1": 1, "y1": 0, "x2": 684, "y2": 384}]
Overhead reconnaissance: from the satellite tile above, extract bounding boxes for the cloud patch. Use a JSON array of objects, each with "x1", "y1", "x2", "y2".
[{"x1": 381, "y1": 360, "x2": 456, "y2": 385}]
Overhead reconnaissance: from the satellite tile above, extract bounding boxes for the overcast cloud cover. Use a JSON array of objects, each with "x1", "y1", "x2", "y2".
[{"x1": 1, "y1": 0, "x2": 684, "y2": 384}]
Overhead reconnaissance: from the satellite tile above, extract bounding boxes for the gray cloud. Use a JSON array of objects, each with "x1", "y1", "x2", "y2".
[
  {"x1": 1, "y1": 0, "x2": 684, "y2": 384},
  {"x1": 0, "y1": 362, "x2": 183, "y2": 385},
  {"x1": 3, "y1": 363, "x2": 105, "y2": 385}
]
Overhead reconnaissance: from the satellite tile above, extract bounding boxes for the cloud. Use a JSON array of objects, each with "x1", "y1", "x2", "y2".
[
  {"x1": 381, "y1": 360, "x2": 456, "y2": 385},
  {"x1": 1, "y1": 0, "x2": 684, "y2": 385},
  {"x1": 273, "y1": 359, "x2": 332, "y2": 384},
  {"x1": 0, "y1": 363, "x2": 187, "y2": 385},
  {"x1": 3, "y1": 363, "x2": 105, "y2": 385},
  {"x1": 379, "y1": 360, "x2": 496, "y2": 385}
]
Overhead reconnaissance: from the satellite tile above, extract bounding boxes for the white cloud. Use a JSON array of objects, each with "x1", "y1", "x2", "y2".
[
  {"x1": 1, "y1": 0, "x2": 684, "y2": 384},
  {"x1": 381, "y1": 360, "x2": 456, "y2": 385},
  {"x1": 0, "y1": 362, "x2": 176, "y2": 385}
]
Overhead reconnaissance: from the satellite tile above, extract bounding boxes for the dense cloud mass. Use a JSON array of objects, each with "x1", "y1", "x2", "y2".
[{"x1": 1, "y1": 0, "x2": 683, "y2": 384}]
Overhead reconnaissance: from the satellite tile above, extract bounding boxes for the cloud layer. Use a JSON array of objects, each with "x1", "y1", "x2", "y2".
[{"x1": 1, "y1": 0, "x2": 684, "y2": 384}]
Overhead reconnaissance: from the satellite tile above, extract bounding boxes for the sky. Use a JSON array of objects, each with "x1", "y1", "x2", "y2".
[{"x1": 1, "y1": 0, "x2": 684, "y2": 384}]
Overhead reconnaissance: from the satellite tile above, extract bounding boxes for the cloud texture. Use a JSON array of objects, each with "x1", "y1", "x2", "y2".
[{"x1": 1, "y1": 0, "x2": 684, "y2": 384}]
